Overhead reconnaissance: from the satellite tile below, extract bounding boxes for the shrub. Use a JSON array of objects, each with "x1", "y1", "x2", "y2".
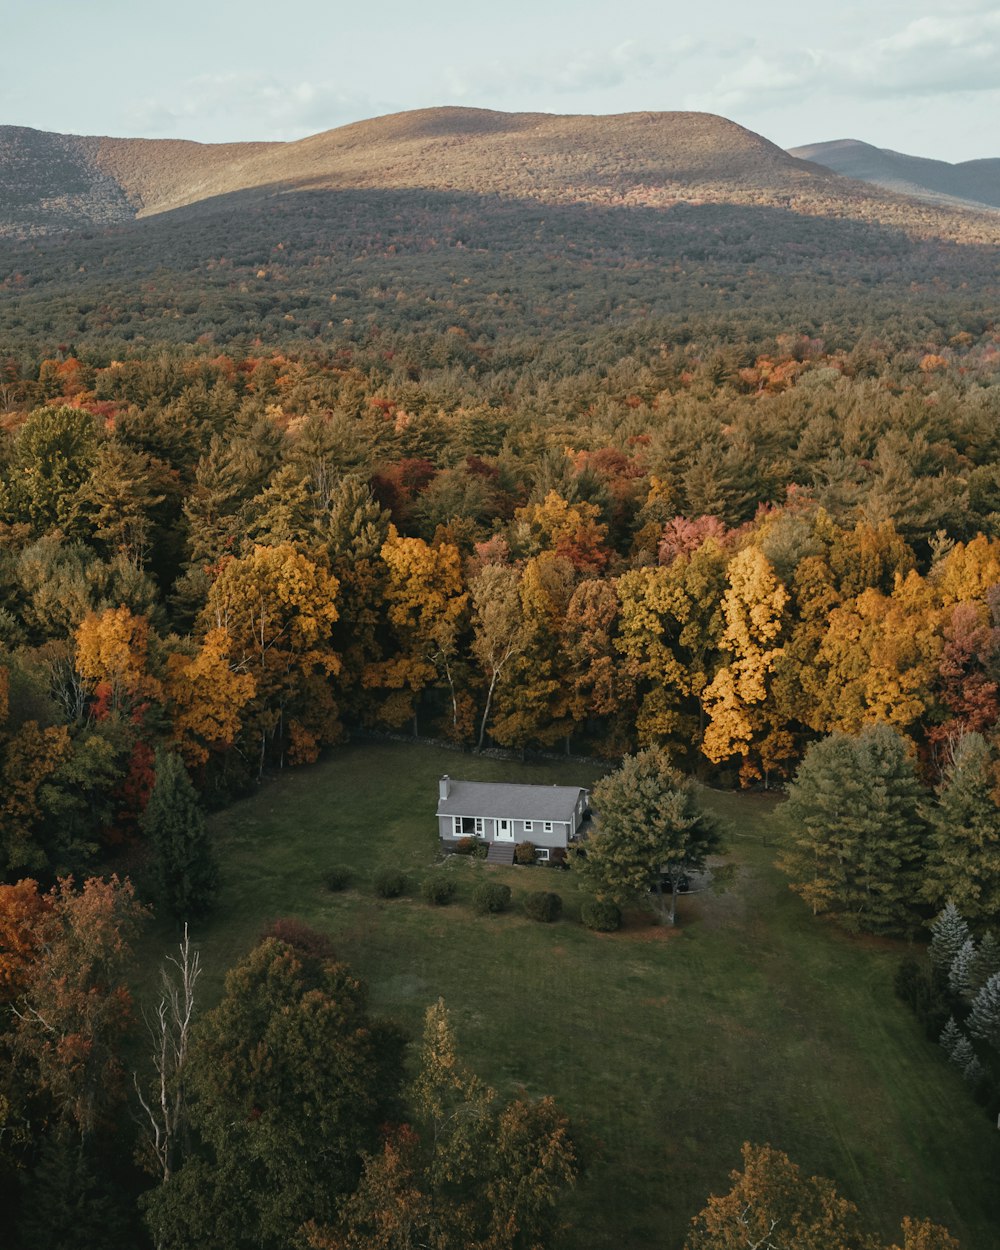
[
  {"x1": 549, "y1": 847, "x2": 568, "y2": 869},
  {"x1": 524, "y1": 891, "x2": 562, "y2": 923},
  {"x1": 422, "y1": 875, "x2": 456, "y2": 906},
  {"x1": 373, "y1": 868, "x2": 408, "y2": 899},
  {"x1": 514, "y1": 841, "x2": 537, "y2": 865},
  {"x1": 581, "y1": 899, "x2": 621, "y2": 932},
  {"x1": 261, "y1": 917, "x2": 336, "y2": 961},
  {"x1": 454, "y1": 837, "x2": 477, "y2": 855},
  {"x1": 472, "y1": 882, "x2": 511, "y2": 915},
  {"x1": 323, "y1": 866, "x2": 352, "y2": 892}
]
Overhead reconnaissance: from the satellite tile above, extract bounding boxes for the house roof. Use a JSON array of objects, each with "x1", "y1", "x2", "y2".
[{"x1": 437, "y1": 780, "x2": 587, "y2": 823}]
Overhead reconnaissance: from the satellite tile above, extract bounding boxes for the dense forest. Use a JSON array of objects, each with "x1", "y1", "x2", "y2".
[{"x1": 2, "y1": 108, "x2": 1000, "y2": 1248}]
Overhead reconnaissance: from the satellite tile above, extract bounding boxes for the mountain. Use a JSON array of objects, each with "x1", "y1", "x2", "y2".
[
  {"x1": 2, "y1": 108, "x2": 998, "y2": 358},
  {"x1": 3, "y1": 108, "x2": 998, "y2": 244},
  {"x1": 788, "y1": 138, "x2": 1000, "y2": 212}
]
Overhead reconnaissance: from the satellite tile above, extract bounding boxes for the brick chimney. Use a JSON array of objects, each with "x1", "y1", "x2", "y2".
[{"x1": 439, "y1": 775, "x2": 450, "y2": 800}]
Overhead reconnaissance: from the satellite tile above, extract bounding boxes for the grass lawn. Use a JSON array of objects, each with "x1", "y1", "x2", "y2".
[{"x1": 143, "y1": 741, "x2": 1000, "y2": 1250}]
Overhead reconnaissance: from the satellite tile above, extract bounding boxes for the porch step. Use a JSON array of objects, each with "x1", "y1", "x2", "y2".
[{"x1": 486, "y1": 842, "x2": 516, "y2": 866}]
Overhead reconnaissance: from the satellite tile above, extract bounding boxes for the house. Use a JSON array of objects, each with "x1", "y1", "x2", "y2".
[{"x1": 436, "y1": 775, "x2": 590, "y2": 861}]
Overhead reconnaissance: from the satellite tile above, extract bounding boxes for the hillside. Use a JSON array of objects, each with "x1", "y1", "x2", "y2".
[
  {"x1": 789, "y1": 138, "x2": 1000, "y2": 212},
  {"x1": 3, "y1": 108, "x2": 1000, "y2": 245}
]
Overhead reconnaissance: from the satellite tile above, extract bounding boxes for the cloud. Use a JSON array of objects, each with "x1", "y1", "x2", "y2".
[
  {"x1": 687, "y1": 9, "x2": 1000, "y2": 116},
  {"x1": 126, "y1": 73, "x2": 394, "y2": 142}
]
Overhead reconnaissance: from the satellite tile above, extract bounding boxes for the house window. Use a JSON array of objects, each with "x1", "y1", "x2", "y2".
[
  {"x1": 543, "y1": 821, "x2": 554, "y2": 834},
  {"x1": 524, "y1": 820, "x2": 534, "y2": 833},
  {"x1": 475, "y1": 817, "x2": 484, "y2": 835},
  {"x1": 453, "y1": 816, "x2": 463, "y2": 837},
  {"x1": 537, "y1": 847, "x2": 550, "y2": 861}
]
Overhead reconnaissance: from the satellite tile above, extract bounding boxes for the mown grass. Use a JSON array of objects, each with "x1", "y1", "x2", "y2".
[{"x1": 141, "y1": 741, "x2": 1000, "y2": 1250}]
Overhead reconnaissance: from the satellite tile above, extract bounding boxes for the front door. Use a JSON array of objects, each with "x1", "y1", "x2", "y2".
[{"x1": 496, "y1": 819, "x2": 514, "y2": 841}]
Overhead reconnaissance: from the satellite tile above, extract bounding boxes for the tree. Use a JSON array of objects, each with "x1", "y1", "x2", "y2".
[
  {"x1": 967, "y1": 970, "x2": 1000, "y2": 1052},
  {"x1": 163, "y1": 629, "x2": 256, "y2": 769},
  {"x1": 144, "y1": 935, "x2": 405, "y2": 1250},
  {"x1": 199, "y1": 543, "x2": 341, "y2": 769},
  {"x1": 141, "y1": 751, "x2": 218, "y2": 921},
  {"x1": 781, "y1": 724, "x2": 928, "y2": 935},
  {"x1": 684, "y1": 1142, "x2": 958, "y2": 1250},
  {"x1": 10, "y1": 875, "x2": 147, "y2": 1139},
  {"x1": 134, "y1": 925, "x2": 202, "y2": 1189},
  {"x1": 701, "y1": 547, "x2": 790, "y2": 785},
  {"x1": 0, "y1": 406, "x2": 97, "y2": 537},
  {"x1": 314, "y1": 999, "x2": 579, "y2": 1250},
  {"x1": 469, "y1": 563, "x2": 526, "y2": 752},
  {"x1": 928, "y1": 902, "x2": 971, "y2": 975},
  {"x1": 924, "y1": 732, "x2": 1000, "y2": 922},
  {"x1": 580, "y1": 747, "x2": 723, "y2": 925}
]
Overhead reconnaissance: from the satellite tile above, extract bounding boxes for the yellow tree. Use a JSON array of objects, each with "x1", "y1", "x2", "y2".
[
  {"x1": 490, "y1": 554, "x2": 576, "y2": 752},
  {"x1": 199, "y1": 543, "x2": 340, "y2": 769},
  {"x1": 563, "y1": 577, "x2": 635, "y2": 755},
  {"x1": 809, "y1": 572, "x2": 941, "y2": 736},
  {"x1": 702, "y1": 547, "x2": 790, "y2": 784},
  {"x1": 164, "y1": 630, "x2": 257, "y2": 769},
  {"x1": 74, "y1": 606, "x2": 163, "y2": 717},
  {"x1": 363, "y1": 527, "x2": 469, "y2": 737},
  {"x1": 511, "y1": 490, "x2": 610, "y2": 574}
]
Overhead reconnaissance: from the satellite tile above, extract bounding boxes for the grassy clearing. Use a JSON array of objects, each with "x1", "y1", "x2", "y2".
[{"x1": 141, "y1": 742, "x2": 1000, "y2": 1250}]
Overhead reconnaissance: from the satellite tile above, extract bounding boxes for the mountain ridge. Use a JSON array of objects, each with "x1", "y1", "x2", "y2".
[
  {"x1": 3, "y1": 106, "x2": 998, "y2": 245},
  {"x1": 788, "y1": 138, "x2": 1000, "y2": 212}
]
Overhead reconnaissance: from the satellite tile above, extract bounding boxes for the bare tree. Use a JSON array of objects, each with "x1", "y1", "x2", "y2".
[{"x1": 134, "y1": 925, "x2": 201, "y2": 1185}]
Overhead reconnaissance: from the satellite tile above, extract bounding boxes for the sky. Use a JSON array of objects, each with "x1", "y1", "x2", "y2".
[{"x1": 2, "y1": 0, "x2": 998, "y2": 162}]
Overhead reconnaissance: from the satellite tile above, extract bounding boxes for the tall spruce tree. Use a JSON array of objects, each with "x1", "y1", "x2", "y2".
[
  {"x1": 781, "y1": 724, "x2": 928, "y2": 935},
  {"x1": 924, "y1": 732, "x2": 1000, "y2": 923},
  {"x1": 141, "y1": 751, "x2": 218, "y2": 921},
  {"x1": 929, "y1": 902, "x2": 972, "y2": 974},
  {"x1": 968, "y1": 971, "x2": 1000, "y2": 1052}
]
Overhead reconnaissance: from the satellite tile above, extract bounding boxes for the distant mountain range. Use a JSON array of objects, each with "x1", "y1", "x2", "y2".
[
  {"x1": 788, "y1": 139, "x2": 1000, "y2": 212},
  {"x1": 1, "y1": 108, "x2": 998, "y2": 244}
]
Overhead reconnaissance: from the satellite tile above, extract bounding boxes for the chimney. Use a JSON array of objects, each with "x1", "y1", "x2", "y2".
[{"x1": 439, "y1": 775, "x2": 450, "y2": 800}]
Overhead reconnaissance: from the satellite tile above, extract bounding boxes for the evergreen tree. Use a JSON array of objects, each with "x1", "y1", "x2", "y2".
[
  {"x1": 141, "y1": 751, "x2": 218, "y2": 921},
  {"x1": 972, "y1": 930, "x2": 1000, "y2": 988},
  {"x1": 949, "y1": 937, "x2": 977, "y2": 998},
  {"x1": 967, "y1": 971, "x2": 1000, "y2": 1051},
  {"x1": 925, "y1": 733, "x2": 1000, "y2": 922},
  {"x1": 938, "y1": 1016, "x2": 964, "y2": 1061},
  {"x1": 949, "y1": 1033, "x2": 977, "y2": 1074},
  {"x1": 580, "y1": 746, "x2": 723, "y2": 925},
  {"x1": 781, "y1": 724, "x2": 928, "y2": 935},
  {"x1": 928, "y1": 902, "x2": 971, "y2": 974}
]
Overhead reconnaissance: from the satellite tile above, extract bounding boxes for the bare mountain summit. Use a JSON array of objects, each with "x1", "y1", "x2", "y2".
[{"x1": 789, "y1": 138, "x2": 1000, "y2": 212}]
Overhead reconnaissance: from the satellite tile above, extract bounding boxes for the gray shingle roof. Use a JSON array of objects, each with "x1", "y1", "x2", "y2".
[{"x1": 437, "y1": 779, "x2": 587, "y2": 823}]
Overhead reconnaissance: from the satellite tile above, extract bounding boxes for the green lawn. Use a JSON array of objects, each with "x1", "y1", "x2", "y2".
[{"x1": 145, "y1": 741, "x2": 1000, "y2": 1250}]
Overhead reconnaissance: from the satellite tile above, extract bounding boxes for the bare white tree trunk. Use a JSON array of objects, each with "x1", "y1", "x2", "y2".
[{"x1": 134, "y1": 925, "x2": 201, "y2": 1191}]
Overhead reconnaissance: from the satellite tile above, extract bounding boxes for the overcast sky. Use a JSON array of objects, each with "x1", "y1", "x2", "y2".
[{"x1": 2, "y1": 0, "x2": 997, "y2": 162}]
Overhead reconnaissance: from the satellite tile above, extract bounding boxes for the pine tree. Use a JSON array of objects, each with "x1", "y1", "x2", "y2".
[
  {"x1": 141, "y1": 751, "x2": 218, "y2": 921},
  {"x1": 949, "y1": 1032, "x2": 977, "y2": 1074},
  {"x1": 781, "y1": 724, "x2": 928, "y2": 936},
  {"x1": 938, "y1": 1016, "x2": 964, "y2": 1061},
  {"x1": 949, "y1": 937, "x2": 977, "y2": 998},
  {"x1": 967, "y1": 971, "x2": 1000, "y2": 1051},
  {"x1": 925, "y1": 732, "x2": 1000, "y2": 921},
  {"x1": 972, "y1": 930, "x2": 1000, "y2": 988},
  {"x1": 928, "y1": 901, "x2": 971, "y2": 974}
]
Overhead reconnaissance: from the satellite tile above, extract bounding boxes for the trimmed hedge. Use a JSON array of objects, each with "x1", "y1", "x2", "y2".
[
  {"x1": 422, "y1": 875, "x2": 457, "y2": 906},
  {"x1": 524, "y1": 891, "x2": 562, "y2": 923},
  {"x1": 581, "y1": 899, "x2": 621, "y2": 932},
  {"x1": 472, "y1": 882, "x2": 512, "y2": 915},
  {"x1": 373, "y1": 868, "x2": 408, "y2": 899},
  {"x1": 514, "y1": 841, "x2": 537, "y2": 865}
]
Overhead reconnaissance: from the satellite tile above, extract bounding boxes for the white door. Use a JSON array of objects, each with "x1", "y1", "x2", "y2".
[{"x1": 496, "y1": 818, "x2": 514, "y2": 841}]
